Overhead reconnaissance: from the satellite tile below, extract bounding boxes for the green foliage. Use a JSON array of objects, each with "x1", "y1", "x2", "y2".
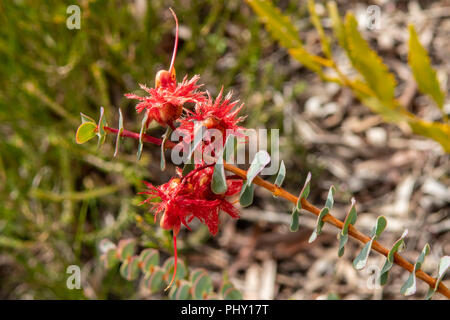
[
  {"x1": 76, "y1": 122, "x2": 97, "y2": 144},
  {"x1": 100, "y1": 239, "x2": 243, "y2": 300},
  {"x1": 137, "y1": 113, "x2": 148, "y2": 160},
  {"x1": 401, "y1": 243, "x2": 430, "y2": 296},
  {"x1": 246, "y1": 0, "x2": 302, "y2": 49},
  {"x1": 353, "y1": 216, "x2": 387, "y2": 270},
  {"x1": 212, "y1": 135, "x2": 236, "y2": 195},
  {"x1": 289, "y1": 208, "x2": 300, "y2": 232},
  {"x1": 296, "y1": 172, "x2": 311, "y2": 210},
  {"x1": 139, "y1": 249, "x2": 160, "y2": 273},
  {"x1": 0, "y1": 0, "x2": 302, "y2": 299},
  {"x1": 344, "y1": 14, "x2": 396, "y2": 103},
  {"x1": 308, "y1": 0, "x2": 331, "y2": 58},
  {"x1": 426, "y1": 256, "x2": 450, "y2": 300},
  {"x1": 245, "y1": 150, "x2": 271, "y2": 187},
  {"x1": 239, "y1": 183, "x2": 255, "y2": 207},
  {"x1": 408, "y1": 25, "x2": 445, "y2": 110},
  {"x1": 97, "y1": 107, "x2": 108, "y2": 147},
  {"x1": 379, "y1": 230, "x2": 408, "y2": 285},
  {"x1": 309, "y1": 186, "x2": 335, "y2": 243},
  {"x1": 248, "y1": 0, "x2": 450, "y2": 152},
  {"x1": 114, "y1": 108, "x2": 124, "y2": 157},
  {"x1": 273, "y1": 160, "x2": 286, "y2": 188},
  {"x1": 337, "y1": 198, "x2": 357, "y2": 257}
]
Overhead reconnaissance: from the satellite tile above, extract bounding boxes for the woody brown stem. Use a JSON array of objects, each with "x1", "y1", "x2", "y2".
[{"x1": 103, "y1": 126, "x2": 450, "y2": 299}]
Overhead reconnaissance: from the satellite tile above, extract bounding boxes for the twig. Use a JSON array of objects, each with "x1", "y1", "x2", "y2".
[{"x1": 103, "y1": 125, "x2": 450, "y2": 299}]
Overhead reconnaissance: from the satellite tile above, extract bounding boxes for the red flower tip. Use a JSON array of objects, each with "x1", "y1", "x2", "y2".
[
  {"x1": 125, "y1": 75, "x2": 206, "y2": 129},
  {"x1": 124, "y1": 9, "x2": 206, "y2": 129},
  {"x1": 178, "y1": 87, "x2": 246, "y2": 143}
]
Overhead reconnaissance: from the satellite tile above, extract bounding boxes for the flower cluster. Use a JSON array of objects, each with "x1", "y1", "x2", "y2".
[
  {"x1": 127, "y1": 9, "x2": 246, "y2": 289},
  {"x1": 140, "y1": 166, "x2": 242, "y2": 237}
]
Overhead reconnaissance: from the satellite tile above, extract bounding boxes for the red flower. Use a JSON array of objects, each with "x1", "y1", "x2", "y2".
[
  {"x1": 124, "y1": 9, "x2": 206, "y2": 129},
  {"x1": 139, "y1": 165, "x2": 242, "y2": 289},
  {"x1": 178, "y1": 87, "x2": 246, "y2": 143},
  {"x1": 140, "y1": 166, "x2": 241, "y2": 236}
]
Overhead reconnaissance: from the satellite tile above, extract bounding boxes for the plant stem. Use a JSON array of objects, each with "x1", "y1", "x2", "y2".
[{"x1": 103, "y1": 126, "x2": 450, "y2": 299}]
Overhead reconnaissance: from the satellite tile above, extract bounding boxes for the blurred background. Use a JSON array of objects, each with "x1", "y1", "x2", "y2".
[{"x1": 0, "y1": 0, "x2": 448, "y2": 299}]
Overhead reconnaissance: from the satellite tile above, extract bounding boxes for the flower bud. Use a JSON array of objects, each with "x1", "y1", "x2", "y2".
[{"x1": 155, "y1": 68, "x2": 176, "y2": 88}]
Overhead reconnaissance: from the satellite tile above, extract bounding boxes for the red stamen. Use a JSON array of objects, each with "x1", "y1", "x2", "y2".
[
  {"x1": 168, "y1": 8, "x2": 179, "y2": 74},
  {"x1": 165, "y1": 233, "x2": 177, "y2": 291}
]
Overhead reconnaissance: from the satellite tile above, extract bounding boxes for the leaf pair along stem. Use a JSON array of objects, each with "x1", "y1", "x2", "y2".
[{"x1": 103, "y1": 125, "x2": 450, "y2": 299}]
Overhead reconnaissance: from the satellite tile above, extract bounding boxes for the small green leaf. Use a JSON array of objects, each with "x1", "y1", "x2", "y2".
[
  {"x1": 435, "y1": 256, "x2": 450, "y2": 290},
  {"x1": 401, "y1": 243, "x2": 430, "y2": 296},
  {"x1": 309, "y1": 207, "x2": 329, "y2": 243},
  {"x1": 296, "y1": 172, "x2": 312, "y2": 210},
  {"x1": 426, "y1": 256, "x2": 450, "y2": 299},
  {"x1": 337, "y1": 197, "x2": 357, "y2": 257},
  {"x1": 80, "y1": 112, "x2": 96, "y2": 124},
  {"x1": 220, "y1": 282, "x2": 234, "y2": 297},
  {"x1": 145, "y1": 266, "x2": 165, "y2": 294},
  {"x1": 160, "y1": 126, "x2": 173, "y2": 171},
  {"x1": 212, "y1": 162, "x2": 227, "y2": 194},
  {"x1": 337, "y1": 233, "x2": 348, "y2": 257},
  {"x1": 120, "y1": 256, "x2": 140, "y2": 281},
  {"x1": 273, "y1": 160, "x2": 286, "y2": 188},
  {"x1": 353, "y1": 216, "x2": 386, "y2": 270},
  {"x1": 97, "y1": 106, "x2": 107, "y2": 147},
  {"x1": 117, "y1": 239, "x2": 136, "y2": 261},
  {"x1": 223, "y1": 287, "x2": 243, "y2": 300},
  {"x1": 341, "y1": 197, "x2": 357, "y2": 236},
  {"x1": 192, "y1": 274, "x2": 213, "y2": 300},
  {"x1": 289, "y1": 208, "x2": 299, "y2": 232},
  {"x1": 175, "y1": 280, "x2": 192, "y2": 300},
  {"x1": 211, "y1": 134, "x2": 236, "y2": 195},
  {"x1": 139, "y1": 248, "x2": 159, "y2": 273},
  {"x1": 415, "y1": 243, "x2": 431, "y2": 270},
  {"x1": 190, "y1": 269, "x2": 207, "y2": 284},
  {"x1": 400, "y1": 272, "x2": 416, "y2": 296},
  {"x1": 100, "y1": 249, "x2": 119, "y2": 269},
  {"x1": 324, "y1": 185, "x2": 335, "y2": 210},
  {"x1": 239, "y1": 183, "x2": 254, "y2": 207},
  {"x1": 246, "y1": 150, "x2": 271, "y2": 187},
  {"x1": 76, "y1": 122, "x2": 97, "y2": 144},
  {"x1": 137, "y1": 113, "x2": 148, "y2": 160},
  {"x1": 408, "y1": 24, "x2": 445, "y2": 110},
  {"x1": 379, "y1": 230, "x2": 408, "y2": 285},
  {"x1": 373, "y1": 216, "x2": 387, "y2": 237},
  {"x1": 353, "y1": 238, "x2": 374, "y2": 270},
  {"x1": 163, "y1": 257, "x2": 187, "y2": 283},
  {"x1": 114, "y1": 108, "x2": 124, "y2": 157}
]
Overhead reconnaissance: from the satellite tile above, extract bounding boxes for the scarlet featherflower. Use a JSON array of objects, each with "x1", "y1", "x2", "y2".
[
  {"x1": 124, "y1": 9, "x2": 206, "y2": 129},
  {"x1": 178, "y1": 87, "x2": 246, "y2": 143},
  {"x1": 139, "y1": 165, "x2": 242, "y2": 289},
  {"x1": 140, "y1": 166, "x2": 241, "y2": 236}
]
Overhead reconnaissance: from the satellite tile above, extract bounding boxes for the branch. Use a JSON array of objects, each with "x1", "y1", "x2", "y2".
[{"x1": 103, "y1": 125, "x2": 450, "y2": 299}]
